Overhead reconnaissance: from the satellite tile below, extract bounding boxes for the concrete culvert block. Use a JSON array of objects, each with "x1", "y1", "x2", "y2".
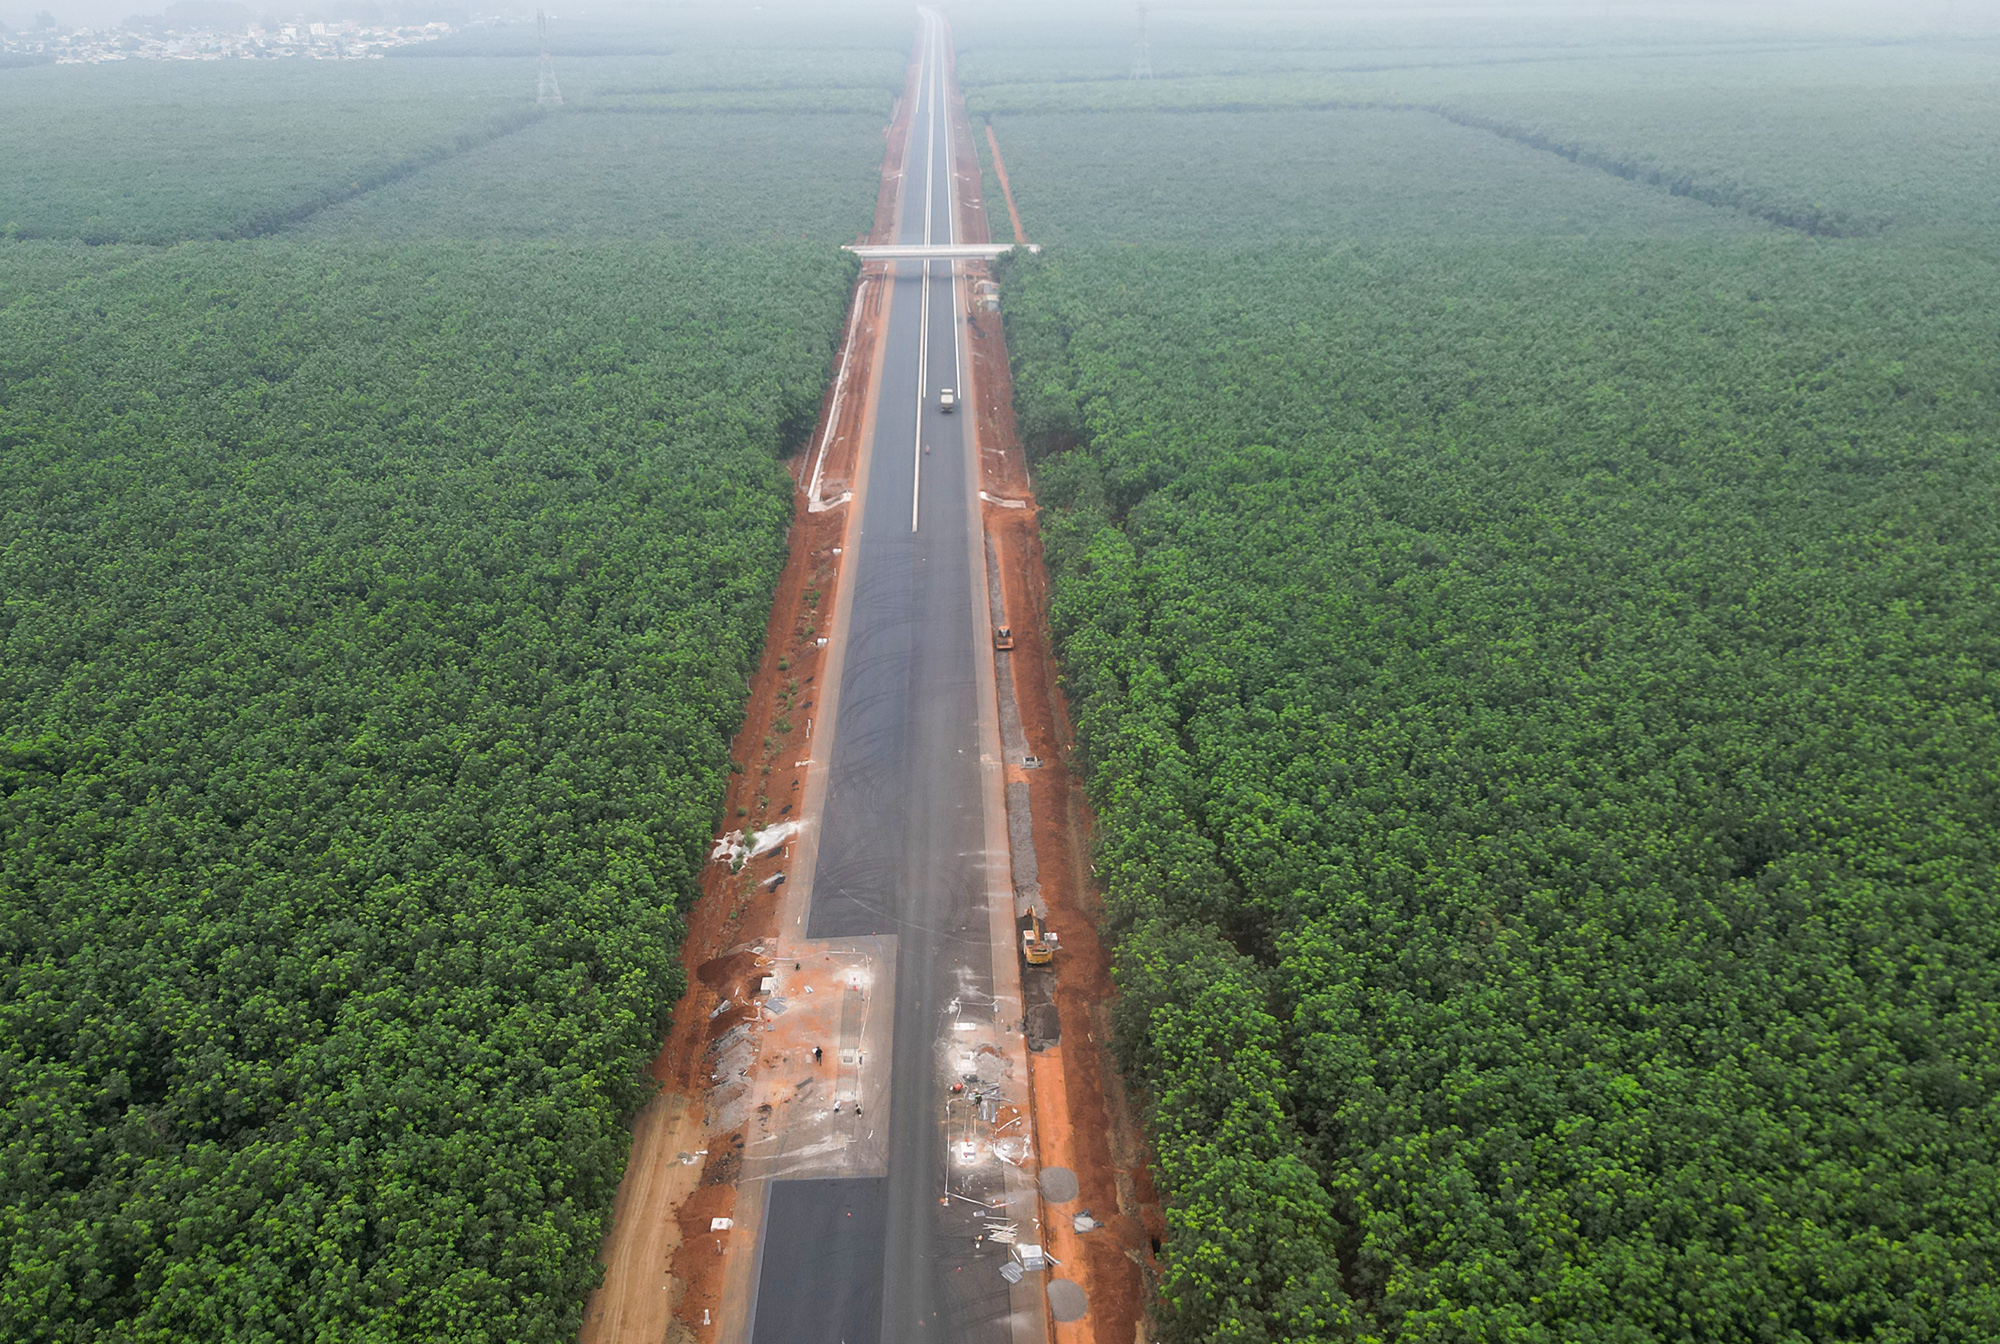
[
  {"x1": 1047, "y1": 1279, "x2": 1088, "y2": 1323},
  {"x1": 1040, "y1": 1166, "x2": 1079, "y2": 1202}
]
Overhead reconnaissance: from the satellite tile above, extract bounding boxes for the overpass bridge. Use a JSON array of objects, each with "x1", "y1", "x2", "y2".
[{"x1": 843, "y1": 242, "x2": 1040, "y2": 261}]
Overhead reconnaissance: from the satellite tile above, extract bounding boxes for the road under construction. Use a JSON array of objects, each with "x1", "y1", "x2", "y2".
[{"x1": 728, "y1": 10, "x2": 1049, "y2": 1344}]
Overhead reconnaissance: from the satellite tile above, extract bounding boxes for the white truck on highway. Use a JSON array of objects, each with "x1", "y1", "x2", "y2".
[{"x1": 938, "y1": 387, "x2": 956, "y2": 413}]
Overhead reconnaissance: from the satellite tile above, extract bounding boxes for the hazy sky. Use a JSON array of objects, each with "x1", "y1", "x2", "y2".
[{"x1": 4, "y1": 1, "x2": 1995, "y2": 55}]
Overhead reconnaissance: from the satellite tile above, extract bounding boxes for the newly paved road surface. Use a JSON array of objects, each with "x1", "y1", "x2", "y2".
[
  {"x1": 749, "y1": 14, "x2": 1011, "y2": 1344},
  {"x1": 751, "y1": 1180, "x2": 888, "y2": 1344}
]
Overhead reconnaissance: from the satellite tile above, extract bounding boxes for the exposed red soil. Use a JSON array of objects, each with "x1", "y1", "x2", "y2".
[
  {"x1": 984, "y1": 125, "x2": 1028, "y2": 246},
  {"x1": 576, "y1": 49, "x2": 916, "y2": 1344}
]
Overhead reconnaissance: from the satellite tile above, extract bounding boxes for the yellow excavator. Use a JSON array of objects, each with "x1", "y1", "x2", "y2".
[{"x1": 1022, "y1": 911, "x2": 1057, "y2": 966}]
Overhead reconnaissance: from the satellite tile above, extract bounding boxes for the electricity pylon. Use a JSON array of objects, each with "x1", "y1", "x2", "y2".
[
  {"x1": 1129, "y1": 4, "x2": 1153, "y2": 80},
  {"x1": 536, "y1": 9, "x2": 563, "y2": 106}
]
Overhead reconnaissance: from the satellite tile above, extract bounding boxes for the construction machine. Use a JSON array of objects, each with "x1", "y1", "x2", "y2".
[{"x1": 1023, "y1": 911, "x2": 1057, "y2": 966}]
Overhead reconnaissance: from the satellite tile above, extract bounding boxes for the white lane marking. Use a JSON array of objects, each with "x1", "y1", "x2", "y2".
[
  {"x1": 912, "y1": 25, "x2": 938, "y2": 534},
  {"x1": 937, "y1": 13, "x2": 962, "y2": 401},
  {"x1": 914, "y1": 262, "x2": 929, "y2": 535}
]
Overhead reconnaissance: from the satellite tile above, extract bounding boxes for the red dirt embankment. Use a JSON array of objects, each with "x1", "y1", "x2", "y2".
[
  {"x1": 950, "y1": 77, "x2": 1163, "y2": 1344},
  {"x1": 575, "y1": 63, "x2": 914, "y2": 1344},
  {"x1": 984, "y1": 125, "x2": 1028, "y2": 246}
]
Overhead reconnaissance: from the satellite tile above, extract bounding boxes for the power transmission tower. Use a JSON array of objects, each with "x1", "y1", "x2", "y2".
[
  {"x1": 1129, "y1": 4, "x2": 1153, "y2": 80},
  {"x1": 536, "y1": 9, "x2": 563, "y2": 107}
]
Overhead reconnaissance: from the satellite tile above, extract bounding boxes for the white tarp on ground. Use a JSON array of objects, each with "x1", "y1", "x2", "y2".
[
  {"x1": 748, "y1": 820, "x2": 803, "y2": 857},
  {"x1": 709, "y1": 819, "x2": 807, "y2": 866}
]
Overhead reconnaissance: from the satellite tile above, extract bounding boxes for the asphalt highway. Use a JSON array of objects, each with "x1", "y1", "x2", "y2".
[{"x1": 748, "y1": 14, "x2": 1012, "y2": 1344}]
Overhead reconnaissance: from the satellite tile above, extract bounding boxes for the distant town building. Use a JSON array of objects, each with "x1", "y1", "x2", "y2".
[{"x1": 1, "y1": 14, "x2": 461, "y2": 63}]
